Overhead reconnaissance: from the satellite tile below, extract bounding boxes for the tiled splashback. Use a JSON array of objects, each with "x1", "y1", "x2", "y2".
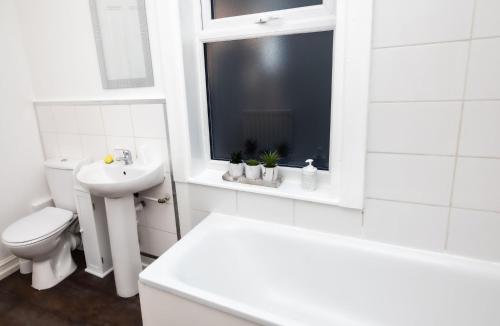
[
  {"x1": 366, "y1": 0, "x2": 500, "y2": 261},
  {"x1": 35, "y1": 101, "x2": 177, "y2": 257}
]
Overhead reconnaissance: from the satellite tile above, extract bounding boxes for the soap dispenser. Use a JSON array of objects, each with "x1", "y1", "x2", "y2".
[{"x1": 301, "y1": 159, "x2": 317, "y2": 191}]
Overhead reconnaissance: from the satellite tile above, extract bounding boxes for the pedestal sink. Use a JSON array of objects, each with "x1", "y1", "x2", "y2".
[{"x1": 76, "y1": 147, "x2": 164, "y2": 297}]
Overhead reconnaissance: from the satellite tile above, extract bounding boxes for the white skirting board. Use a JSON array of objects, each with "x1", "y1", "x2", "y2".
[
  {"x1": 85, "y1": 267, "x2": 113, "y2": 278},
  {"x1": 0, "y1": 255, "x2": 19, "y2": 280}
]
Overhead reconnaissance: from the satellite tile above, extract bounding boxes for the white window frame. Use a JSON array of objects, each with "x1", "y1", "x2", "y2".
[
  {"x1": 187, "y1": 0, "x2": 372, "y2": 209},
  {"x1": 200, "y1": 0, "x2": 336, "y2": 31}
]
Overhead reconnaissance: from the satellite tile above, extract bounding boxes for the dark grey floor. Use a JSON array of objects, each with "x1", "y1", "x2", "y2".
[{"x1": 0, "y1": 251, "x2": 142, "y2": 326}]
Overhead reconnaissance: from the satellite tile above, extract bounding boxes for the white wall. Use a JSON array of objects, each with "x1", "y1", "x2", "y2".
[
  {"x1": 177, "y1": 0, "x2": 500, "y2": 263},
  {"x1": 0, "y1": 1, "x2": 50, "y2": 259},
  {"x1": 15, "y1": 0, "x2": 166, "y2": 101},
  {"x1": 15, "y1": 0, "x2": 193, "y2": 183}
]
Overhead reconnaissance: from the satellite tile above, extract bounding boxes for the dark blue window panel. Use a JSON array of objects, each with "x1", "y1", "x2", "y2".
[{"x1": 204, "y1": 31, "x2": 333, "y2": 170}]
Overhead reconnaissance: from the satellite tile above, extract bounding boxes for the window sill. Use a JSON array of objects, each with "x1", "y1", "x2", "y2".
[{"x1": 188, "y1": 168, "x2": 339, "y2": 206}]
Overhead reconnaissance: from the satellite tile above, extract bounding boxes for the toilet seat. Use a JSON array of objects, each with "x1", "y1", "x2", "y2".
[{"x1": 2, "y1": 207, "x2": 74, "y2": 246}]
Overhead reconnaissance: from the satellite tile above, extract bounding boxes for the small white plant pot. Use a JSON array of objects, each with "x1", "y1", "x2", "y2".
[
  {"x1": 245, "y1": 164, "x2": 261, "y2": 180},
  {"x1": 228, "y1": 163, "x2": 244, "y2": 178},
  {"x1": 262, "y1": 166, "x2": 279, "y2": 182}
]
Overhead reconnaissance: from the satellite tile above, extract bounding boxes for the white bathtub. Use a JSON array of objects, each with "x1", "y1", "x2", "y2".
[{"x1": 139, "y1": 213, "x2": 500, "y2": 326}]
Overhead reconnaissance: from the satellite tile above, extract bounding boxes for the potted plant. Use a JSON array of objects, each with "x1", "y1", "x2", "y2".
[
  {"x1": 228, "y1": 151, "x2": 244, "y2": 178},
  {"x1": 260, "y1": 150, "x2": 280, "y2": 182},
  {"x1": 244, "y1": 159, "x2": 261, "y2": 180}
]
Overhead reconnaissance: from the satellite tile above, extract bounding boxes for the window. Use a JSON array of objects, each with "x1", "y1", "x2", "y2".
[
  {"x1": 205, "y1": 31, "x2": 333, "y2": 169},
  {"x1": 211, "y1": 0, "x2": 323, "y2": 19},
  {"x1": 182, "y1": 0, "x2": 372, "y2": 208}
]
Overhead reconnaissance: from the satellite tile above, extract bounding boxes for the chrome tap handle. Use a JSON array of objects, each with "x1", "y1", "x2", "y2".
[{"x1": 114, "y1": 148, "x2": 133, "y2": 165}]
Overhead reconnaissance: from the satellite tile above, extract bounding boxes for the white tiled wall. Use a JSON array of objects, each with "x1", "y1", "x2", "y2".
[
  {"x1": 447, "y1": 208, "x2": 500, "y2": 261},
  {"x1": 35, "y1": 102, "x2": 177, "y2": 257},
  {"x1": 237, "y1": 192, "x2": 294, "y2": 225},
  {"x1": 473, "y1": 0, "x2": 500, "y2": 38},
  {"x1": 466, "y1": 38, "x2": 500, "y2": 99},
  {"x1": 368, "y1": 102, "x2": 462, "y2": 155},
  {"x1": 180, "y1": 184, "x2": 363, "y2": 238},
  {"x1": 179, "y1": 0, "x2": 500, "y2": 264},
  {"x1": 365, "y1": 0, "x2": 500, "y2": 261},
  {"x1": 371, "y1": 42, "x2": 469, "y2": 102},
  {"x1": 363, "y1": 199, "x2": 449, "y2": 251},
  {"x1": 365, "y1": 154, "x2": 455, "y2": 206},
  {"x1": 294, "y1": 201, "x2": 362, "y2": 237},
  {"x1": 372, "y1": 0, "x2": 474, "y2": 47}
]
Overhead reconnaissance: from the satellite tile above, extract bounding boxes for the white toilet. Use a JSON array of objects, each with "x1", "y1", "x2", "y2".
[{"x1": 2, "y1": 158, "x2": 83, "y2": 290}]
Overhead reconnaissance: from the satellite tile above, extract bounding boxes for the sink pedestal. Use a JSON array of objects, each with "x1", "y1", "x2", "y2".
[{"x1": 104, "y1": 195, "x2": 142, "y2": 298}]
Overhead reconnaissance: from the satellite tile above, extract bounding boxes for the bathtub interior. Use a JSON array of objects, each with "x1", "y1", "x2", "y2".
[{"x1": 140, "y1": 214, "x2": 500, "y2": 326}]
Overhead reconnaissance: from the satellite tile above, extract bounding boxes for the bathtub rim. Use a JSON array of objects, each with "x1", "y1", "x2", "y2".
[{"x1": 139, "y1": 213, "x2": 500, "y2": 326}]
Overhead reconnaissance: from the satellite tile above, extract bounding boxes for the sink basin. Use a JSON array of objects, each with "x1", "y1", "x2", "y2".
[{"x1": 77, "y1": 161, "x2": 164, "y2": 198}]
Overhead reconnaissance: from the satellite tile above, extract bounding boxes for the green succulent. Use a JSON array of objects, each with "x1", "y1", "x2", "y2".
[
  {"x1": 245, "y1": 159, "x2": 260, "y2": 166},
  {"x1": 230, "y1": 151, "x2": 243, "y2": 164},
  {"x1": 260, "y1": 150, "x2": 280, "y2": 168}
]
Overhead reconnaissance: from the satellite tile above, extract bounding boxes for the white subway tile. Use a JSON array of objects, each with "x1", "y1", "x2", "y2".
[
  {"x1": 139, "y1": 202, "x2": 177, "y2": 233},
  {"x1": 371, "y1": 42, "x2": 469, "y2": 101},
  {"x1": 135, "y1": 138, "x2": 170, "y2": 172},
  {"x1": 53, "y1": 106, "x2": 77, "y2": 134},
  {"x1": 294, "y1": 201, "x2": 362, "y2": 237},
  {"x1": 57, "y1": 133, "x2": 83, "y2": 159},
  {"x1": 459, "y1": 101, "x2": 500, "y2": 157},
  {"x1": 131, "y1": 104, "x2": 166, "y2": 138},
  {"x1": 106, "y1": 136, "x2": 136, "y2": 159},
  {"x1": 189, "y1": 184, "x2": 237, "y2": 214},
  {"x1": 140, "y1": 175, "x2": 173, "y2": 201},
  {"x1": 366, "y1": 153, "x2": 455, "y2": 205},
  {"x1": 237, "y1": 192, "x2": 293, "y2": 225},
  {"x1": 40, "y1": 132, "x2": 59, "y2": 158},
  {"x1": 363, "y1": 199, "x2": 448, "y2": 251},
  {"x1": 148, "y1": 229, "x2": 177, "y2": 256},
  {"x1": 36, "y1": 106, "x2": 56, "y2": 132},
  {"x1": 473, "y1": 0, "x2": 500, "y2": 38},
  {"x1": 101, "y1": 105, "x2": 133, "y2": 136},
  {"x1": 81, "y1": 135, "x2": 107, "y2": 161},
  {"x1": 138, "y1": 226, "x2": 151, "y2": 253},
  {"x1": 447, "y1": 208, "x2": 500, "y2": 262},
  {"x1": 191, "y1": 209, "x2": 209, "y2": 229},
  {"x1": 137, "y1": 208, "x2": 148, "y2": 226},
  {"x1": 368, "y1": 102, "x2": 461, "y2": 155},
  {"x1": 452, "y1": 157, "x2": 500, "y2": 211},
  {"x1": 75, "y1": 105, "x2": 104, "y2": 135},
  {"x1": 373, "y1": 0, "x2": 474, "y2": 47},
  {"x1": 466, "y1": 38, "x2": 500, "y2": 99}
]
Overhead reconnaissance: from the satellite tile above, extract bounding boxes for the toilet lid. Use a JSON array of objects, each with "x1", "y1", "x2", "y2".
[{"x1": 2, "y1": 207, "x2": 74, "y2": 244}]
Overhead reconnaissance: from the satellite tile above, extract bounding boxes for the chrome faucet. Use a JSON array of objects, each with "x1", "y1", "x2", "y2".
[{"x1": 114, "y1": 148, "x2": 133, "y2": 165}]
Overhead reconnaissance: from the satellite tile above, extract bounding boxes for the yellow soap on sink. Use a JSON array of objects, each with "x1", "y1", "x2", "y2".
[{"x1": 103, "y1": 154, "x2": 114, "y2": 164}]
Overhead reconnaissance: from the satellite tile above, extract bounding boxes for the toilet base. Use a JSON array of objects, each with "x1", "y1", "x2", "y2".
[
  {"x1": 31, "y1": 232, "x2": 79, "y2": 290},
  {"x1": 19, "y1": 258, "x2": 32, "y2": 275}
]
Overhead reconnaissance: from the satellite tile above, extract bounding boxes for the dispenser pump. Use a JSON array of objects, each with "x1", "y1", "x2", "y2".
[
  {"x1": 303, "y1": 159, "x2": 317, "y2": 173},
  {"x1": 301, "y1": 159, "x2": 317, "y2": 191}
]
